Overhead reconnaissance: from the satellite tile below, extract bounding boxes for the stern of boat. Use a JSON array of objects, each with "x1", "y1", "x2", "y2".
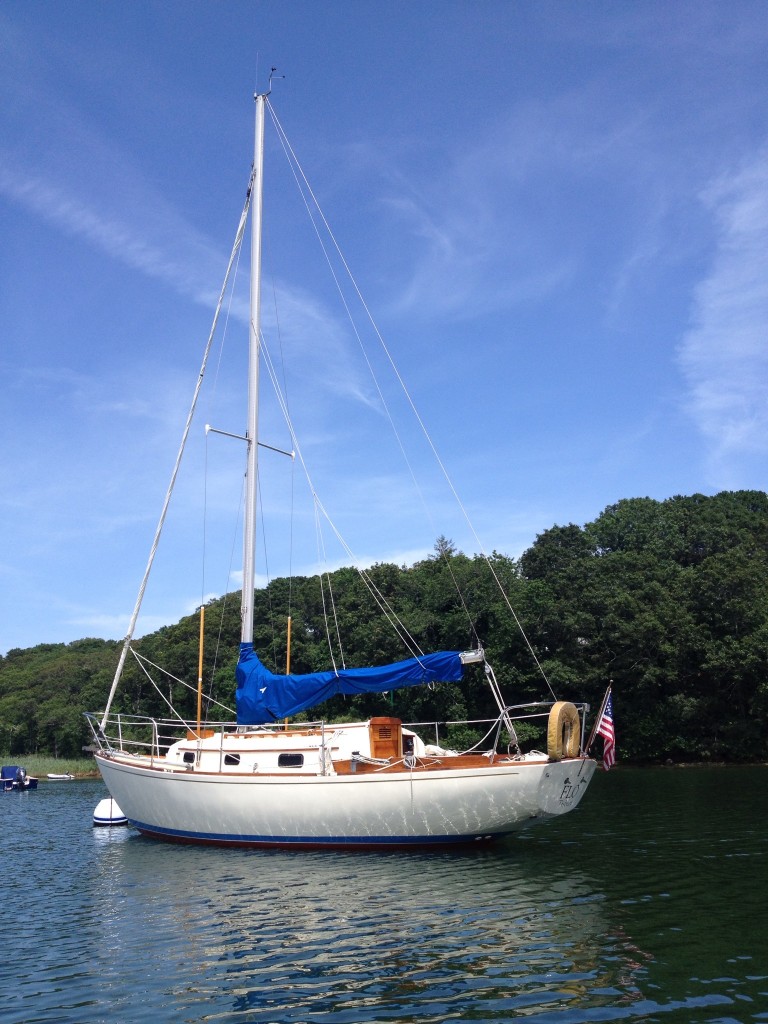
[{"x1": 535, "y1": 756, "x2": 597, "y2": 818}]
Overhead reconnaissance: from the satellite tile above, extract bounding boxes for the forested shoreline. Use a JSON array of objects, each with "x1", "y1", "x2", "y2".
[{"x1": 2, "y1": 490, "x2": 766, "y2": 764}]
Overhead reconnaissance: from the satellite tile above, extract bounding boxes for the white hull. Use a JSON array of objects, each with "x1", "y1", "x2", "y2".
[{"x1": 95, "y1": 752, "x2": 596, "y2": 848}]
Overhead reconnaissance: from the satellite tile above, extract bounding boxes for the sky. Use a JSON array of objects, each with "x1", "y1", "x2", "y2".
[{"x1": 1, "y1": 0, "x2": 767, "y2": 655}]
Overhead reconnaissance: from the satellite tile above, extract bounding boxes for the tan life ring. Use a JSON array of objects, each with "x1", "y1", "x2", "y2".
[{"x1": 547, "y1": 701, "x2": 581, "y2": 761}]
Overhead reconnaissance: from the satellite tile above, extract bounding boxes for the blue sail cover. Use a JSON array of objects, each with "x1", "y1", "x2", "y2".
[{"x1": 235, "y1": 642, "x2": 465, "y2": 724}]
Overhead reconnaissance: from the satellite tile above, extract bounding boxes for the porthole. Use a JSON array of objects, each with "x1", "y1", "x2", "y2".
[
  {"x1": 277, "y1": 753, "x2": 304, "y2": 768},
  {"x1": 224, "y1": 753, "x2": 241, "y2": 766}
]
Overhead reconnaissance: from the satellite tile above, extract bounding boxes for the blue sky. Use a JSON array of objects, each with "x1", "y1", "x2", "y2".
[{"x1": 1, "y1": 1, "x2": 767, "y2": 654}]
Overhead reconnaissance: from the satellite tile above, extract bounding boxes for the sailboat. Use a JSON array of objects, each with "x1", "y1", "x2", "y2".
[{"x1": 88, "y1": 88, "x2": 599, "y2": 848}]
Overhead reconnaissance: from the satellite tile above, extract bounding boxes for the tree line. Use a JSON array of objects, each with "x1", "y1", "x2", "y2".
[{"x1": 1, "y1": 490, "x2": 766, "y2": 764}]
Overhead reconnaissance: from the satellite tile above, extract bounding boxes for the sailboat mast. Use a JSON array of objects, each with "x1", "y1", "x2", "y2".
[{"x1": 241, "y1": 92, "x2": 266, "y2": 646}]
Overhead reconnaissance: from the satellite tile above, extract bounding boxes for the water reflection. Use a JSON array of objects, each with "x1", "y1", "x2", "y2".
[
  {"x1": 90, "y1": 833, "x2": 644, "y2": 1023},
  {"x1": 5, "y1": 771, "x2": 767, "y2": 1024}
]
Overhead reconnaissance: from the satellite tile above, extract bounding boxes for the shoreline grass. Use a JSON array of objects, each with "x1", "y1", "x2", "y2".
[{"x1": 2, "y1": 755, "x2": 100, "y2": 779}]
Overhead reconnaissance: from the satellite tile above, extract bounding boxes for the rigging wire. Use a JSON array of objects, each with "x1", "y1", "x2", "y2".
[
  {"x1": 129, "y1": 647, "x2": 235, "y2": 721},
  {"x1": 259, "y1": 333, "x2": 428, "y2": 662},
  {"x1": 265, "y1": 102, "x2": 476, "y2": 635},
  {"x1": 256, "y1": 470, "x2": 281, "y2": 673},
  {"x1": 202, "y1": 207, "x2": 246, "y2": 606},
  {"x1": 256, "y1": 114, "x2": 444, "y2": 661},
  {"x1": 314, "y1": 508, "x2": 340, "y2": 672},
  {"x1": 99, "y1": 168, "x2": 256, "y2": 730},
  {"x1": 312, "y1": 502, "x2": 346, "y2": 670},
  {"x1": 262, "y1": 241, "x2": 298, "y2": 671},
  {"x1": 266, "y1": 249, "x2": 296, "y2": 625},
  {"x1": 265, "y1": 100, "x2": 555, "y2": 695},
  {"x1": 205, "y1": 473, "x2": 246, "y2": 719},
  {"x1": 201, "y1": 196, "x2": 249, "y2": 712}
]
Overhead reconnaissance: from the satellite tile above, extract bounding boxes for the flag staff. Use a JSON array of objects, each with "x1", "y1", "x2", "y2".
[{"x1": 585, "y1": 683, "x2": 612, "y2": 755}]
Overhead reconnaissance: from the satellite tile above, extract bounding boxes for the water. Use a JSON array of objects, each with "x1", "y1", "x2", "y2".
[{"x1": 1, "y1": 768, "x2": 766, "y2": 1024}]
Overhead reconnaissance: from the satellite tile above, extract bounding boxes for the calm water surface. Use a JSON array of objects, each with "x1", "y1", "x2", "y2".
[{"x1": 1, "y1": 767, "x2": 766, "y2": 1023}]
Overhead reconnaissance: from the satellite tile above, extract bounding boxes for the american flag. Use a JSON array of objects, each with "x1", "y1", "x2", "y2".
[{"x1": 596, "y1": 690, "x2": 616, "y2": 770}]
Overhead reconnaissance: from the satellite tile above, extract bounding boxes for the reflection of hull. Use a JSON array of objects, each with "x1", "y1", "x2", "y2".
[{"x1": 95, "y1": 753, "x2": 596, "y2": 847}]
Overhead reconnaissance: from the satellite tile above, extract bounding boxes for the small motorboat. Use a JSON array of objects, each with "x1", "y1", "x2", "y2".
[
  {"x1": 93, "y1": 797, "x2": 128, "y2": 827},
  {"x1": 47, "y1": 773, "x2": 75, "y2": 780},
  {"x1": 1, "y1": 766, "x2": 39, "y2": 791}
]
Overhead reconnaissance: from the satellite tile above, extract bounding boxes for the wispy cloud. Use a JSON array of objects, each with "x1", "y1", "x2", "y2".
[
  {"x1": 0, "y1": 147, "x2": 379, "y2": 418},
  {"x1": 378, "y1": 136, "x2": 573, "y2": 320},
  {"x1": 0, "y1": 155, "x2": 232, "y2": 310},
  {"x1": 261, "y1": 283, "x2": 379, "y2": 410},
  {"x1": 373, "y1": 89, "x2": 656, "y2": 322},
  {"x1": 678, "y1": 148, "x2": 768, "y2": 477}
]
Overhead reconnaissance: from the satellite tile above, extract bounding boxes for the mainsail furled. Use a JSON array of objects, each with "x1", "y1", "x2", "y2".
[{"x1": 235, "y1": 643, "x2": 465, "y2": 724}]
